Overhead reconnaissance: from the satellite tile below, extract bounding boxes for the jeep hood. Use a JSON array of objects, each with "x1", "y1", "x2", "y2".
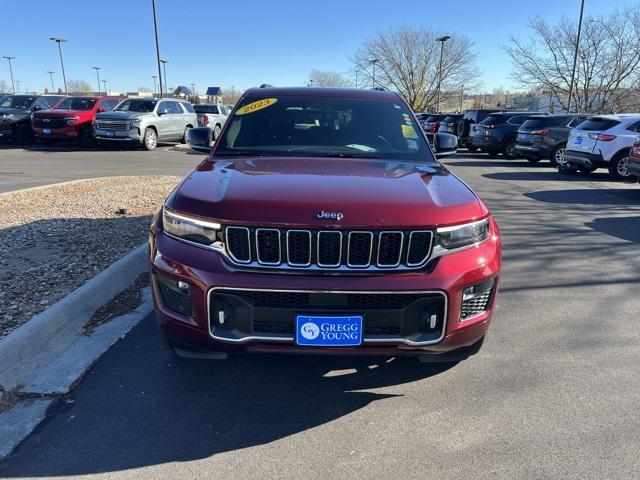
[{"x1": 168, "y1": 157, "x2": 487, "y2": 228}]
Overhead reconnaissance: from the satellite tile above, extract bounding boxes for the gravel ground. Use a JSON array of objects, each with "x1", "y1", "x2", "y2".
[{"x1": 0, "y1": 176, "x2": 181, "y2": 338}]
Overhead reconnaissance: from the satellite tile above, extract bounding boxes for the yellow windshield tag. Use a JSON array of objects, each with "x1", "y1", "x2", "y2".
[
  {"x1": 235, "y1": 98, "x2": 278, "y2": 115},
  {"x1": 402, "y1": 124, "x2": 418, "y2": 139}
]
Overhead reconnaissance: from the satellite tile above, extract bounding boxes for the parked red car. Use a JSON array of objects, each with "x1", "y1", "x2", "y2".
[
  {"x1": 150, "y1": 87, "x2": 501, "y2": 363},
  {"x1": 31, "y1": 96, "x2": 123, "y2": 144},
  {"x1": 628, "y1": 137, "x2": 640, "y2": 178}
]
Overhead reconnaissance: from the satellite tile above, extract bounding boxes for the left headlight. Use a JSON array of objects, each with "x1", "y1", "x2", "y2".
[
  {"x1": 435, "y1": 218, "x2": 490, "y2": 251},
  {"x1": 162, "y1": 207, "x2": 221, "y2": 247}
]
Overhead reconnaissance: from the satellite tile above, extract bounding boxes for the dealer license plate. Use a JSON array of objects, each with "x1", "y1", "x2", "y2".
[
  {"x1": 43, "y1": 128, "x2": 51, "y2": 134},
  {"x1": 295, "y1": 315, "x2": 363, "y2": 347},
  {"x1": 106, "y1": 131, "x2": 115, "y2": 137}
]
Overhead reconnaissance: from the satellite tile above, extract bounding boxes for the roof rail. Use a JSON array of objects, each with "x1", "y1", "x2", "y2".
[
  {"x1": 259, "y1": 84, "x2": 274, "y2": 88},
  {"x1": 371, "y1": 86, "x2": 388, "y2": 91}
]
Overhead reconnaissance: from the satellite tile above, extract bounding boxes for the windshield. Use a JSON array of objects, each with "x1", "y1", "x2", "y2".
[
  {"x1": 194, "y1": 105, "x2": 220, "y2": 114},
  {"x1": 0, "y1": 95, "x2": 36, "y2": 109},
  {"x1": 56, "y1": 97, "x2": 97, "y2": 110},
  {"x1": 480, "y1": 115, "x2": 506, "y2": 125},
  {"x1": 521, "y1": 118, "x2": 547, "y2": 129},
  {"x1": 214, "y1": 95, "x2": 434, "y2": 162},
  {"x1": 113, "y1": 99, "x2": 156, "y2": 112}
]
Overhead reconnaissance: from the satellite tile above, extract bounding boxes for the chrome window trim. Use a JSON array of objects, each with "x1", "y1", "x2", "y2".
[
  {"x1": 286, "y1": 230, "x2": 312, "y2": 267},
  {"x1": 347, "y1": 231, "x2": 374, "y2": 268},
  {"x1": 207, "y1": 287, "x2": 448, "y2": 346},
  {"x1": 255, "y1": 228, "x2": 281, "y2": 266},
  {"x1": 376, "y1": 231, "x2": 404, "y2": 268},
  {"x1": 406, "y1": 230, "x2": 434, "y2": 267},
  {"x1": 317, "y1": 230, "x2": 342, "y2": 268},
  {"x1": 225, "y1": 226, "x2": 251, "y2": 264}
]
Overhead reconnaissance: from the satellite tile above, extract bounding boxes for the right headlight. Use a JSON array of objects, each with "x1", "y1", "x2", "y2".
[
  {"x1": 435, "y1": 218, "x2": 490, "y2": 251},
  {"x1": 162, "y1": 207, "x2": 221, "y2": 247}
]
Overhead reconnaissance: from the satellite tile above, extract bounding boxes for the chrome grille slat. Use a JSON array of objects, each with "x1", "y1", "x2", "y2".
[
  {"x1": 95, "y1": 120, "x2": 130, "y2": 131},
  {"x1": 224, "y1": 227, "x2": 433, "y2": 272}
]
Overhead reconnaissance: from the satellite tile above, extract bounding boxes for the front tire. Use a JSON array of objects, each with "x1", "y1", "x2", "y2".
[
  {"x1": 80, "y1": 126, "x2": 95, "y2": 147},
  {"x1": 608, "y1": 151, "x2": 633, "y2": 180},
  {"x1": 182, "y1": 125, "x2": 192, "y2": 144},
  {"x1": 466, "y1": 145, "x2": 478, "y2": 152},
  {"x1": 15, "y1": 125, "x2": 31, "y2": 145},
  {"x1": 143, "y1": 127, "x2": 158, "y2": 151},
  {"x1": 502, "y1": 138, "x2": 518, "y2": 159},
  {"x1": 213, "y1": 124, "x2": 222, "y2": 140},
  {"x1": 526, "y1": 156, "x2": 541, "y2": 163}
]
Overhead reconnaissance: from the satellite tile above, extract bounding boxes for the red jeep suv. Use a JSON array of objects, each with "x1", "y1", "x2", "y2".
[
  {"x1": 149, "y1": 87, "x2": 501, "y2": 363},
  {"x1": 32, "y1": 96, "x2": 123, "y2": 145}
]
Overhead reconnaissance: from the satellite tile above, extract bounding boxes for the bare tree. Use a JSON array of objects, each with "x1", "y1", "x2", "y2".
[
  {"x1": 222, "y1": 86, "x2": 243, "y2": 104},
  {"x1": 351, "y1": 26, "x2": 480, "y2": 112},
  {"x1": 308, "y1": 69, "x2": 352, "y2": 87},
  {"x1": 503, "y1": 6, "x2": 640, "y2": 113},
  {"x1": 67, "y1": 80, "x2": 94, "y2": 94}
]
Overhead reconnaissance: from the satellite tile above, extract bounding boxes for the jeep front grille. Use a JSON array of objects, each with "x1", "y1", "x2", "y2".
[{"x1": 225, "y1": 226, "x2": 433, "y2": 272}]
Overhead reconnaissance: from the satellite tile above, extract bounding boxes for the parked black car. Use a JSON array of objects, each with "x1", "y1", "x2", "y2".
[
  {"x1": 438, "y1": 114, "x2": 463, "y2": 134},
  {"x1": 515, "y1": 114, "x2": 588, "y2": 166},
  {"x1": 471, "y1": 111, "x2": 543, "y2": 159},
  {"x1": 457, "y1": 109, "x2": 501, "y2": 150},
  {"x1": 0, "y1": 95, "x2": 66, "y2": 144}
]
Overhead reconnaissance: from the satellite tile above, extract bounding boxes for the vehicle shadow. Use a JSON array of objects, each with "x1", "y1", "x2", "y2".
[
  {"x1": 482, "y1": 171, "x2": 618, "y2": 182},
  {"x1": 524, "y1": 188, "x2": 639, "y2": 206},
  {"x1": 0, "y1": 142, "x2": 187, "y2": 153},
  {"x1": 0, "y1": 316, "x2": 454, "y2": 477},
  {"x1": 446, "y1": 158, "x2": 533, "y2": 168},
  {"x1": 586, "y1": 216, "x2": 640, "y2": 244}
]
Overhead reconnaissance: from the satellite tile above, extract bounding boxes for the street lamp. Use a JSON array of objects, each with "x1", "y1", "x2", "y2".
[
  {"x1": 435, "y1": 35, "x2": 450, "y2": 113},
  {"x1": 369, "y1": 58, "x2": 380, "y2": 88},
  {"x1": 152, "y1": 75, "x2": 158, "y2": 96},
  {"x1": 102, "y1": 79, "x2": 108, "y2": 95},
  {"x1": 567, "y1": 0, "x2": 585, "y2": 114},
  {"x1": 3, "y1": 56, "x2": 15, "y2": 93},
  {"x1": 152, "y1": 0, "x2": 165, "y2": 99},
  {"x1": 50, "y1": 37, "x2": 68, "y2": 95},
  {"x1": 160, "y1": 59, "x2": 169, "y2": 98},
  {"x1": 47, "y1": 71, "x2": 55, "y2": 92},
  {"x1": 93, "y1": 66, "x2": 102, "y2": 96}
]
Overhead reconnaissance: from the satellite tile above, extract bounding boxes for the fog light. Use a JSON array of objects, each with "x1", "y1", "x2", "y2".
[
  {"x1": 177, "y1": 280, "x2": 189, "y2": 290},
  {"x1": 461, "y1": 279, "x2": 495, "y2": 320},
  {"x1": 156, "y1": 273, "x2": 192, "y2": 316}
]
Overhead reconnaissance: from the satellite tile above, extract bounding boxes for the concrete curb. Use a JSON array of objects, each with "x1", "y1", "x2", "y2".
[{"x1": 0, "y1": 243, "x2": 153, "y2": 461}]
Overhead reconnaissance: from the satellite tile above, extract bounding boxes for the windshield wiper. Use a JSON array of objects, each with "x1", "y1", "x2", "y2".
[{"x1": 324, "y1": 152, "x2": 382, "y2": 159}]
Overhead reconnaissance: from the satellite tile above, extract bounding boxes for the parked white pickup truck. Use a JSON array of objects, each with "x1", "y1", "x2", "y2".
[{"x1": 193, "y1": 104, "x2": 228, "y2": 139}]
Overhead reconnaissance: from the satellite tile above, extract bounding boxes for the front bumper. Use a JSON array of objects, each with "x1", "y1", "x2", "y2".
[
  {"x1": 32, "y1": 126, "x2": 81, "y2": 140},
  {"x1": 150, "y1": 219, "x2": 501, "y2": 357},
  {"x1": 94, "y1": 126, "x2": 142, "y2": 143},
  {"x1": 0, "y1": 124, "x2": 14, "y2": 139},
  {"x1": 564, "y1": 150, "x2": 608, "y2": 168}
]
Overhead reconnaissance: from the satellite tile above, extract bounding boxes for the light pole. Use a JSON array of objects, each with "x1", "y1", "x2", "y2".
[
  {"x1": 15, "y1": 80, "x2": 20, "y2": 93},
  {"x1": 47, "y1": 71, "x2": 55, "y2": 92},
  {"x1": 190, "y1": 83, "x2": 196, "y2": 102},
  {"x1": 3, "y1": 56, "x2": 15, "y2": 93},
  {"x1": 369, "y1": 58, "x2": 379, "y2": 88},
  {"x1": 152, "y1": 75, "x2": 158, "y2": 96},
  {"x1": 152, "y1": 0, "x2": 165, "y2": 99},
  {"x1": 102, "y1": 79, "x2": 108, "y2": 95},
  {"x1": 50, "y1": 37, "x2": 68, "y2": 95},
  {"x1": 435, "y1": 35, "x2": 450, "y2": 113},
  {"x1": 160, "y1": 59, "x2": 169, "y2": 98},
  {"x1": 567, "y1": 0, "x2": 585, "y2": 114},
  {"x1": 92, "y1": 66, "x2": 102, "y2": 95}
]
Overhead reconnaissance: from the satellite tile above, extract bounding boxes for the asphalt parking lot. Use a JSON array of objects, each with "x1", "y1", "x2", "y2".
[{"x1": 1, "y1": 148, "x2": 640, "y2": 479}]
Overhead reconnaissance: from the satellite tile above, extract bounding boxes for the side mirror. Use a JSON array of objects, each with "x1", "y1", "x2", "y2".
[
  {"x1": 187, "y1": 126, "x2": 213, "y2": 153},
  {"x1": 32, "y1": 104, "x2": 42, "y2": 112},
  {"x1": 97, "y1": 106, "x2": 105, "y2": 113},
  {"x1": 433, "y1": 132, "x2": 457, "y2": 158}
]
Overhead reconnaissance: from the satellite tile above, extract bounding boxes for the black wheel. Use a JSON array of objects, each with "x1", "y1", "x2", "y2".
[
  {"x1": 143, "y1": 127, "x2": 158, "y2": 150},
  {"x1": 182, "y1": 125, "x2": 192, "y2": 144},
  {"x1": 550, "y1": 143, "x2": 566, "y2": 168},
  {"x1": 577, "y1": 166, "x2": 597, "y2": 174},
  {"x1": 608, "y1": 151, "x2": 633, "y2": 180},
  {"x1": 213, "y1": 124, "x2": 222, "y2": 140},
  {"x1": 526, "y1": 156, "x2": 541, "y2": 163},
  {"x1": 14, "y1": 125, "x2": 31, "y2": 145},
  {"x1": 558, "y1": 162, "x2": 578, "y2": 175},
  {"x1": 79, "y1": 126, "x2": 95, "y2": 147},
  {"x1": 456, "y1": 119, "x2": 469, "y2": 138},
  {"x1": 502, "y1": 138, "x2": 518, "y2": 159},
  {"x1": 466, "y1": 145, "x2": 478, "y2": 152}
]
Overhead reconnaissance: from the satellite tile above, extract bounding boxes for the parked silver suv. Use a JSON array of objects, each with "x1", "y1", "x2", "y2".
[{"x1": 94, "y1": 98, "x2": 197, "y2": 150}]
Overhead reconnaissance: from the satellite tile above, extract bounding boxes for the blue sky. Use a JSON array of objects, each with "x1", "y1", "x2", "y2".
[{"x1": 1, "y1": 0, "x2": 633, "y2": 95}]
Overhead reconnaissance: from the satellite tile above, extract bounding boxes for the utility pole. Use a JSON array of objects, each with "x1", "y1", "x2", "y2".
[
  {"x1": 152, "y1": 75, "x2": 158, "y2": 96},
  {"x1": 567, "y1": 0, "x2": 585, "y2": 114},
  {"x1": 47, "y1": 71, "x2": 55, "y2": 92},
  {"x1": 459, "y1": 84, "x2": 464, "y2": 112},
  {"x1": 435, "y1": 35, "x2": 450, "y2": 113},
  {"x1": 369, "y1": 58, "x2": 379, "y2": 88},
  {"x1": 102, "y1": 79, "x2": 108, "y2": 95},
  {"x1": 3, "y1": 56, "x2": 16, "y2": 93},
  {"x1": 50, "y1": 37, "x2": 68, "y2": 95},
  {"x1": 160, "y1": 59, "x2": 169, "y2": 98},
  {"x1": 190, "y1": 83, "x2": 196, "y2": 103},
  {"x1": 15, "y1": 80, "x2": 20, "y2": 93},
  {"x1": 93, "y1": 66, "x2": 102, "y2": 96},
  {"x1": 151, "y1": 0, "x2": 164, "y2": 99}
]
